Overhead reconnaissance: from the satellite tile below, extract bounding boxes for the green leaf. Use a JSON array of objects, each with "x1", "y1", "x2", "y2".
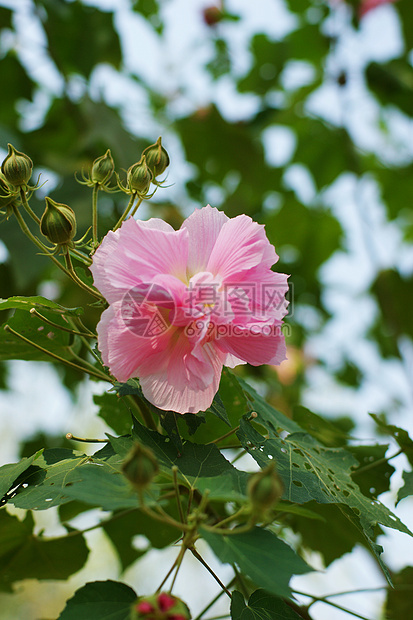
[
  {"x1": 349, "y1": 444, "x2": 395, "y2": 498},
  {"x1": 236, "y1": 418, "x2": 412, "y2": 541},
  {"x1": 385, "y1": 566, "x2": 413, "y2": 620},
  {"x1": 237, "y1": 36, "x2": 286, "y2": 95},
  {"x1": 203, "y1": 526, "x2": 311, "y2": 598},
  {"x1": 115, "y1": 379, "x2": 183, "y2": 452},
  {"x1": 0, "y1": 296, "x2": 83, "y2": 316},
  {"x1": 366, "y1": 59, "x2": 413, "y2": 116},
  {"x1": 292, "y1": 406, "x2": 350, "y2": 447},
  {"x1": 94, "y1": 392, "x2": 133, "y2": 436},
  {"x1": 37, "y1": 0, "x2": 121, "y2": 78},
  {"x1": 397, "y1": 471, "x2": 413, "y2": 504},
  {"x1": 132, "y1": 420, "x2": 249, "y2": 501},
  {"x1": 370, "y1": 413, "x2": 413, "y2": 466},
  {"x1": 289, "y1": 502, "x2": 369, "y2": 567},
  {"x1": 0, "y1": 52, "x2": 35, "y2": 126},
  {"x1": 8, "y1": 445, "x2": 151, "y2": 512},
  {"x1": 0, "y1": 451, "x2": 41, "y2": 504},
  {"x1": 0, "y1": 307, "x2": 79, "y2": 363},
  {"x1": 207, "y1": 391, "x2": 231, "y2": 426},
  {"x1": 10, "y1": 448, "x2": 89, "y2": 510},
  {"x1": 102, "y1": 509, "x2": 178, "y2": 571},
  {"x1": 58, "y1": 580, "x2": 137, "y2": 620},
  {"x1": 237, "y1": 375, "x2": 302, "y2": 434},
  {"x1": 231, "y1": 589, "x2": 303, "y2": 619},
  {"x1": 0, "y1": 510, "x2": 89, "y2": 591}
]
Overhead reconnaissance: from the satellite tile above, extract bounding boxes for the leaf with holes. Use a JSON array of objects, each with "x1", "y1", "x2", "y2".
[
  {"x1": 236, "y1": 418, "x2": 412, "y2": 541},
  {"x1": 7, "y1": 446, "x2": 156, "y2": 512},
  {"x1": 0, "y1": 451, "x2": 42, "y2": 505}
]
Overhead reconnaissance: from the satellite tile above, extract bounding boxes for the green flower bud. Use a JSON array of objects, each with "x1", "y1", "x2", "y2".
[
  {"x1": 127, "y1": 156, "x2": 153, "y2": 194},
  {"x1": 142, "y1": 137, "x2": 170, "y2": 178},
  {"x1": 122, "y1": 442, "x2": 159, "y2": 490},
  {"x1": 40, "y1": 197, "x2": 77, "y2": 245},
  {"x1": 1, "y1": 143, "x2": 33, "y2": 188},
  {"x1": 91, "y1": 149, "x2": 115, "y2": 184},
  {"x1": 247, "y1": 463, "x2": 283, "y2": 512}
]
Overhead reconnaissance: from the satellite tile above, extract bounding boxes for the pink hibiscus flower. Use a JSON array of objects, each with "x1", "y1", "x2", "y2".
[{"x1": 90, "y1": 205, "x2": 288, "y2": 414}]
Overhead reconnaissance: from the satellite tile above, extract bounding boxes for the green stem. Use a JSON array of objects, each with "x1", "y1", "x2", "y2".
[
  {"x1": 292, "y1": 589, "x2": 373, "y2": 620},
  {"x1": 63, "y1": 247, "x2": 103, "y2": 300},
  {"x1": 12, "y1": 204, "x2": 71, "y2": 275},
  {"x1": 29, "y1": 308, "x2": 96, "y2": 338},
  {"x1": 172, "y1": 466, "x2": 186, "y2": 524},
  {"x1": 130, "y1": 194, "x2": 144, "y2": 218},
  {"x1": 139, "y1": 501, "x2": 190, "y2": 533},
  {"x1": 92, "y1": 183, "x2": 99, "y2": 245},
  {"x1": 20, "y1": 187, "x2": 40, "y2": 224},
  {"x1": 113, "y1": 192, "x2": 137, "y2": 231},
  {"x1": 193, "y1": 578, "x2": 236, "y2": 620},
  {"x1": 208, "y1": 426, "x2": 240, "y2": 445},
  {"x1": 157, "y1": 544, "x2": 185, "y2": 592},
  {"x1": 190, "y1": 547, "x2": 232, "y2": 598},
  {"x1": 169, "y1": 543, "x2": 187, "y2": 593},
  {"x1": 3, "y1": 324, "x2": 110, "y2": 382},
  {"x1": 209, "y1": 506, "x2": 249, "y2": 530},
  {"x1": 69, "y1": 247, "x2": 93, "y2": 266},
  {"x1": 66, "y1": 433, "x2": 108, "y2": 443}
]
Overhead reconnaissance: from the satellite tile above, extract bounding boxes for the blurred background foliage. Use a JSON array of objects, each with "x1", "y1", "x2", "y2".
[{"x1": 0, "y1": 0, "x2": 413, "y2": 617}]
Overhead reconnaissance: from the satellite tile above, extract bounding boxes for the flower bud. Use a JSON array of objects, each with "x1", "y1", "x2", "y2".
[
  {"x1": 127, "y1": 156, "x2": 153, "y2": 194},
  {"x1": 247, "y1": 462, "x2": 283, "y2": 512},
  {"x1": 141, "y1": 137, "x2": 170, "y2": 178},
  {"x1": 131, "y1": 592, "x2": 190, "y2": 620},
  {"x1": 40, "y1": 197, "x2": 77, "y2": 245},
  {"x1": 1, "y1": 144, "x2": 33, "y2": 188},
  {"x1": 122, "y1": 442, "x2": 159, "y2": 490},
  {"x1": 203, "y1": 6, "x2": 223, "y2": 26},
  {"x1": 91, "y1": 149, "x2": 114, "y2": 184}
]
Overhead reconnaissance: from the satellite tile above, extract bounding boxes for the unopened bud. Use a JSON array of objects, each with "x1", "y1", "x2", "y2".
[
  {"x1": 40, "y1": 197, "x2": 77, "y2": 245},
  {"x1": 122, "y1": 442, "x2": 159, "y2": 490},
  {"x1": 203, "y1": 6, "x2": 223, "y2": 26},
  {"x1": 247, "y1": 462, "x2": 283, "y2": 512},
  {"x1": 1, "y1": 144, "x2": 33, "y2": 188},
  {"x1": 127, "y1": 156, "x2": 153, "y2": 194},
  {"x1": 131, "y1": 592, "x2": 190, "y2": 619},
  {"x1": 91, "y1": 149, "x2": 114, "y2": 184},
  {"x1": 141, "y1": 137, "x2": 169, "y2": 178}
]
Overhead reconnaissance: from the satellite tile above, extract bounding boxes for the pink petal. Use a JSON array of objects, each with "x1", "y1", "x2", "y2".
[
  {"x1": 97, "y1": 302, "x2": 172, "y2": 382},
  {"x1": 216, "y1": 322, "x2": 287, "y2": 366},
  {"x1": 181, "y1": 204, "x2": 228, "y2": 276},
  {"x1": 90, "y1": 218, "x2": 189, "y2": 303},
  {"x1": 206, "y1": 214, "x2": 278, "y2": 281},
  {"x1": 139, "y1": 339, "x2": 225, "y2": 413},
  {"x1": 227, "y1": 270, "x2": 290, "y2": 322}
]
